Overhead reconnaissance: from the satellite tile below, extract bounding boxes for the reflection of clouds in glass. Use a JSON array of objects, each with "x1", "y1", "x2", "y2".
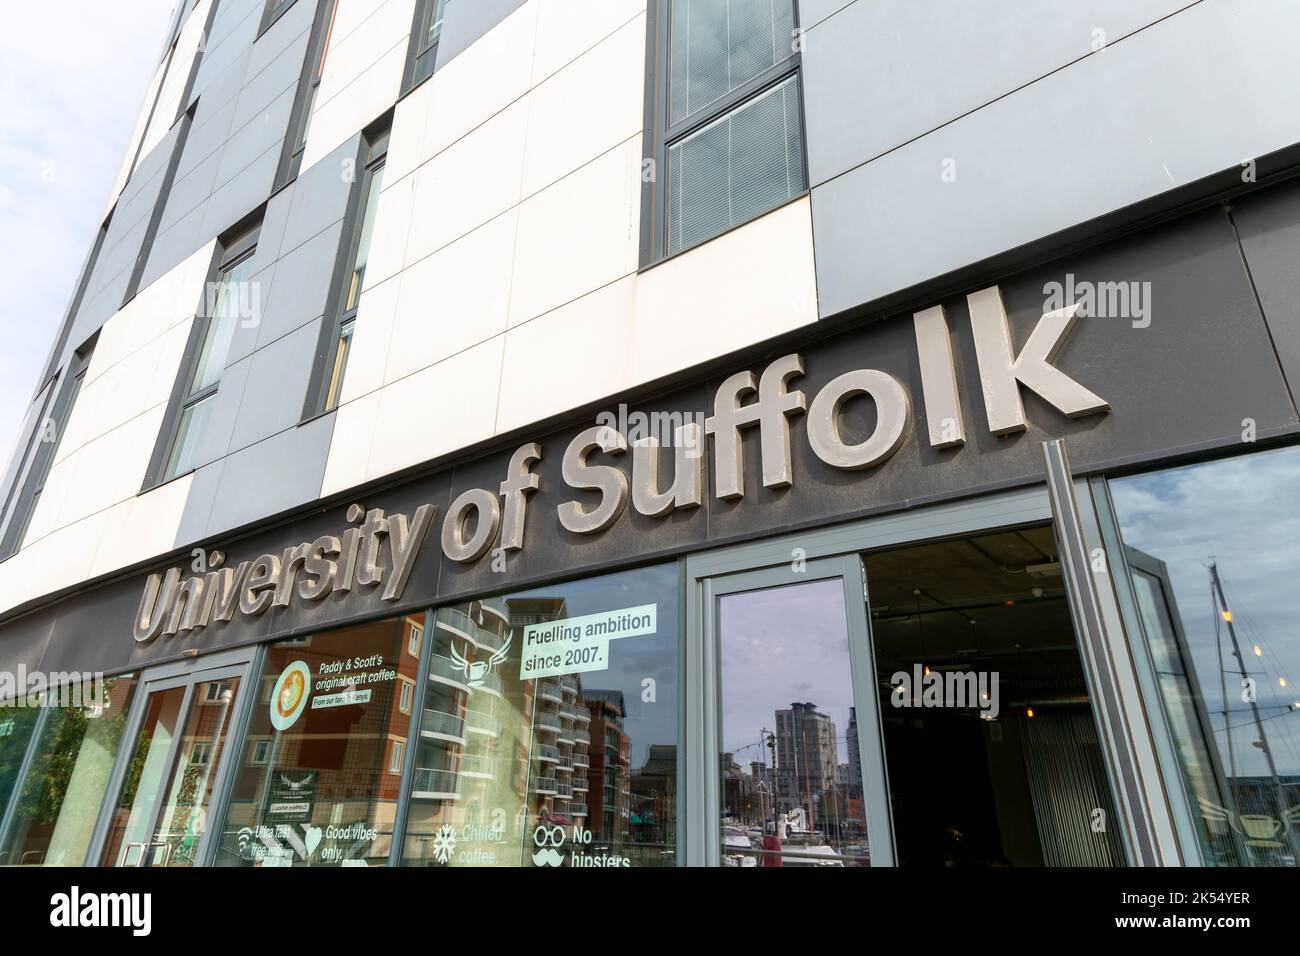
[
  {"x1": 1113, "y1": 446, "x2": 1300, "y2": 776},
  {"x1": 719, "y1": 579, "x2": 854, "y2": 764}
]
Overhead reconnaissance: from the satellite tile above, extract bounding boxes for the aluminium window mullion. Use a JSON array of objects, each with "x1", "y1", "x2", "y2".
[{"x1": 663, "y1": 58, "x2": 800, "y2": 145}]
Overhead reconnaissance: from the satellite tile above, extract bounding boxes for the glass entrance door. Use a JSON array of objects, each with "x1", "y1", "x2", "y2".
[
  {"x1": 98, "y1": 662, "x2": 249, "y2": 867},
  {"x1": 696, "y1": 519, "x2": 1132, "y2": 867},
  {"x1": 701, "y1": 556, "x2": 893, "y2": 867}
]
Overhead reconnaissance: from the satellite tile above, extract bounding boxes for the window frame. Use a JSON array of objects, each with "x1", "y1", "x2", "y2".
[
  {"x1": 401, "y1": 0, "x2": 449, "y2": 95},
  {"x1": 640, "y1": 0, "x2": 809, "y2": 267},
  {"x1": 143, "y1": 222, "x2": 261, "y2": 490},
  {"x1": 274, "y1": 0, "x2": 340, "y2": 190},
  {"x1": 389, "y1": 740, "x2": 405, "y2": 775},
  {"x1": 0, "y1": 339, "x2": 96, "y2": 560},
  {"x1": 302, "y1": 120, "x2": 390, "y2": 419}
]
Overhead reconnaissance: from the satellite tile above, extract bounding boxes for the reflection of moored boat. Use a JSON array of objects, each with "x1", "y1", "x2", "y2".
[
  {"x1": 779, "y1": 841, "x2": 843, "y2": 866},
  {"x1": 722, "y1": 826, "x2": 757, "y2": 867}
]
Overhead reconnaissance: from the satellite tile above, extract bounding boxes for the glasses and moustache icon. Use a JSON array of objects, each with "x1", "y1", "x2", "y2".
[
  {"x1": 532, "y1": 847, "x2": 565, "y2": 867},
  {"x1": 533, "y1": 824, "x2": 566, "y2": 867}
]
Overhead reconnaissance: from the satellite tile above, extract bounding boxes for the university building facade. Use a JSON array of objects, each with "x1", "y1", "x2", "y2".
[{"x1": 0, "y1": 0, "x2": 1299, "y2": 867}]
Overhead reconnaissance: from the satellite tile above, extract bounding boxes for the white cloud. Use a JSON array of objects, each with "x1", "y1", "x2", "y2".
[{"x1": 0, "y1": 0, "x2": 178, "y2": 467}]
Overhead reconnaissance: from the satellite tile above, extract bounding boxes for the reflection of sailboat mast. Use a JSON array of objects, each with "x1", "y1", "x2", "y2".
[
  {"x1": 1214, "y1": 573, "x2": 1237, "y2": 807},
  {"x1": 1211, "y1": 561, "x2": 1293, "y2": 853}
]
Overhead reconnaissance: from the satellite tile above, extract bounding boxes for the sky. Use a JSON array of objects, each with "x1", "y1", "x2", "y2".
[{"x1": 0, "y1": 0, "x2": 177, "y2": 470}]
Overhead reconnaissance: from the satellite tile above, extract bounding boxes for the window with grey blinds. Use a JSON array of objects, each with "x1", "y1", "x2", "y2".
[
  {"x1": 659, "y1": 0, "x2": 805, "y2": 257},
  {"x1": 668, "y1": 74, "x2": 803, "y2": 254},
  {"x1": 669, "y1": 0, "x2": 797, "y2": 125}
]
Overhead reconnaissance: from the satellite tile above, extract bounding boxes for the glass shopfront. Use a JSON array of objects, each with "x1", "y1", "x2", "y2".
[
  {"x1": 1111, "y1": 444, "x2": 1300, "y2": 866},
  {"x1": 0, "y1": 701, "x2": 41, "y2": 830},
  {"x1": 215, "y1": 616, "x2": 421, "y2": 867},
  {"x1": 401, "y1": 564, "x2": 680, "y2": 868},
  {"x1": 0, "y1": 674, "x2": 138, "y2": 865},
  {"x1": 7, "y1": 444, "x2": 1300, "y2": 867}
]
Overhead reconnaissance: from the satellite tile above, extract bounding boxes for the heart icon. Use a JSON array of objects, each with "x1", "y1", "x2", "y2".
[{"x1": 304, "y1": 826, "x2": 323, "y2": 858}]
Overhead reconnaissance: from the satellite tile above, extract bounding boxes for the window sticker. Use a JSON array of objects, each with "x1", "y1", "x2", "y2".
[
  {"x1": 269, "y1": 661, "x2": 311, "y2": 731},
  {"x1": 520, "y1": 604, "x2": 657, "y2": 680}
]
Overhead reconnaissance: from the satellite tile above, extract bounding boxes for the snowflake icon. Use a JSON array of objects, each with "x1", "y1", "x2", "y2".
[{"x1": 431, "y1": 824, "x2": 457, "y2": 864}]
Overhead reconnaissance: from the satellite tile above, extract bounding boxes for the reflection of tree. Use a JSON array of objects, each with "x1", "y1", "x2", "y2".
[
  {"x1": 0, "y1": 708, "x2": 41, "y2": 807},
  {"x1": 177, "y1": 763, "x2": 202, "y2": 809},
  {"x1": 14, "y1": 705, "x2": 128, "y2": 825},
  {"x1": 119, "y1": 728, "x2": 154, "y2": 807}
]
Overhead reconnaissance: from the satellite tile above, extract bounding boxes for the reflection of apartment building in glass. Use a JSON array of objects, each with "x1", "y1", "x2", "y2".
[
  {"x1": 720, "y1": 752, "x2": 757, "y2": 826},
  {"x1": 775, "y1": 702, "x2": 838, "y2": 827},
  {"x1": 846, "y1": 707, "x2": 862, "y2": 798},
  {"x1": 411, "y1": 599, "x2": 519, "y2": 816},
  {"x1": 406, "y1": 595, "x2": 595, "y2": 855},
  {"x1": 584, "y1": 690, "x2": 631, "y2": 840},
  {"x1": 506, "y1": 598, "x2": 594, "y2": 829},
  {"x1": 629, "y1": 745, "x2": 677, "y2": 853}
]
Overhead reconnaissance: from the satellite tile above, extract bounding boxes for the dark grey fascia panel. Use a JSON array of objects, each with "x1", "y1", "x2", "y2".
[
  {"x1": 433, "y1": 0, "x2": 527, "y2": 71},
  {"x1": 1229, "y1": 176, "x2": 1300, "y2": 416}
]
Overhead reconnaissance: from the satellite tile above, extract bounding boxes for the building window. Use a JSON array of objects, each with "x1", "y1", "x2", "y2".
[
  {"x1": 1111, "y1": 444, "x2": 1300, "y2": 867},
  {"x1": 276, "y1": 0, "x2": 339, "y2": 187},
  {"x1": 249, "y1": 739, "x2": 272, "y2": 765},
  {"x1": 400, "y1": 565, "x2": 681, "y2": 868},
  {"x1": 399, "y1": 679, "x2": 414, "y2": 715},
  {"x1": 404, "y1": 0, "x2": 448, "y2": 92},
  {"x1": 191, "y1": 741, "x2": 213, "y2": 766},
  {"x1": 0, "y1": 340, "x2": 95, "y2": 559},
  {"x1": 155, "y1": 224, "x2": 259, "y2": 484},
  {"x1": 203, "y1": 681, "x2": 235, "y2": 704},
  {"x1": 646, "y1": 0, "x2": 806, "y2": 261},
  {"x1": 407, "y1": 620, "x2": 424, "y2": 658},
  {"x1": 390, "y1": 741, "x2": 405, "y2": 774},
  {"x1": 308, "y1": 123, "x2": 388, "y2": 416}
]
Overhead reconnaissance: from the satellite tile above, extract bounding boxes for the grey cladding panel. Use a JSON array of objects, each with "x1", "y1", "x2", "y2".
[
  {"x1": 278, "y1": 137, "x2": 357, "y2": 255},
  {"x1": 202, "y1": 411, "x2": 335, "y2": 536},
  {"x1": 800, "y1": 0, "x2": 1196, "y2": 187},
  {"x1": 227, "y1": 317, "x2": 324, "y2": 452},
  {"x1": 257, "y1": 221, "x2": 343, "y2": 346}
]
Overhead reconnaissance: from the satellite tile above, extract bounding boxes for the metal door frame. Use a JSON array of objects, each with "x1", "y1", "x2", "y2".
[
  {"x1": 86, "y1": 646, "x2": 259, "y2": 866},
  {"x1": 685, "y1": 482, "x2": 1180, "y2": 867},
  {"x1": 691, "y1": 555, "x2": 891, "y2": 867}
]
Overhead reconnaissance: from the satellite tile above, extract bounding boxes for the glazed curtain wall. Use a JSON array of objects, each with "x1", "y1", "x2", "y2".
[{"x1": 1111, "y1": 444, "x2": 1300, "y2": 867}]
